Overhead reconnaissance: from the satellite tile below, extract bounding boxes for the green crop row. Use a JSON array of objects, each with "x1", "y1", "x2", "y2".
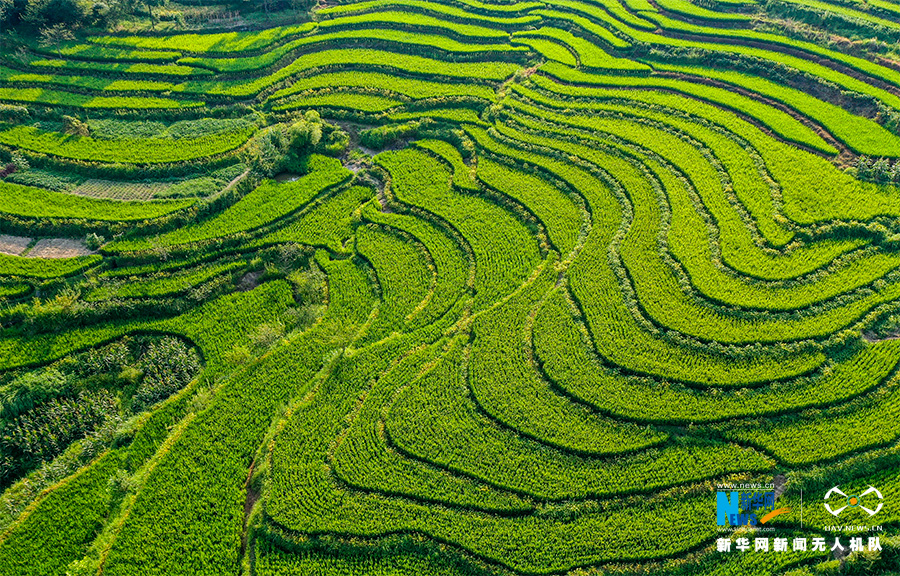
[
  {"x1": 0, "y1": 253, "x2": 101, "y2": 279},
  {"x1": 721, "y1": 375, "x2": 900, "y2": 465},
  {"x1": 524, "y1": 71, "x2": 900, "y2": 227},
  {"x1": 658, "y1": 154, "x2": 900, "y2": 312},
  {"x1": 0, "y1": 87, "x2": 203, "y2": 109},
  {"x1": 109, "y1": 155, "x2": 349, "y2": 251},
  {"x1": 534, "y1": 288, "x2": 900, "y2": 423},
  {"x1": 0, "y1": 124, "x2": 255, "y2": 164},
  {"x1": 0, "y1": 351, "x2": 209, "y2": 575},
  {"x1": 179, "y1": 28, "x2": 523, "y2": 74},
  {"x1": 0, "y1": 285, "x2": 297, "y2": 576},
  {"x1": 361, "y1": 203, "x2": 470, "y2": 329},
  {"x1": 509, "y1": 97, "x2": 853, "y2": 298},
  {"x1": 0, "y1": 276, "x2": 294, "y2": 373},
  {"x1": 639, "y1": 11, "x2": 900, "y2": 98},
  {"x1": 258, "y1": 185, "x2": 374, "y2": 253},
  {"x1": 0, "y1": 281, "x2": 300, "y2": 575},
  {"x1": 376, "y1": 148, "x2": 541, "y2": 309},
  {"x1": 543, "y1": 0, "x2": 900, "y2": 114},
  {"x1": 509, "y1": 82, "x2": 878, "y2": 270},
  {"x1": 529, "y1": 8, "x2": 633, "y2": 48},
  {"x1": 42, "y1": 42, "x2": 183, "y2": 62},
  {"x1": 100, "y1": 247, "x2": 238, "y2": 277},
  {"x1": 388, "y1": 107, "x2": 488, "y2": 125},
  {"x1": 510, "y1": 100, "x2": 889, "y2": 317},
  {"x1": 414, "y1": 139, "x2": 479, "y2": 191},
  {"x1": 269, "y1": 71, "x2": 495, "y2": 105},
  {"x1": 99, "y1": 259, "x2": 374, "y2": 576},
  {"x1": 514, "y1": 36, "x2": 578, "y2": 65},
  {"x1": 471, "y1": 133, "x2": 584, "y2": 256},
  {"x1": 0, "y1": 284, "x2": 30, "y2": 299},
  {"x1": 389, "y1": 339, "x2": 773, "y2": 501},
  {"x1": 654, "y1": 0, "x2": 752, "y2": 21},
  {"x1": 254, "y1": 535, "x2": 821, "y2": 576},
  {"x1": 273, "y1": 91, "x2": 403, "y2": 112},
  {"x1": 538, "y1": 62, "x2": 836, "y2": 154},
  {"x1": 254, "y1": 538, "x2": 475, "y2": 576},
  {"x1": 622, "y1": 153, "x2": 900, "y2": 343},
  {"x1": 317, "y1": 0, "x2": 542, "y2": 27},
  {"x1": 329, "y1": 337, "x2": 533, "y2": 512},
  {"x1": 469, "y1": 253, "x2": 669, "y2": 455},
  {"x1": 0, "y1": 64, "x2": 184, "y2": 94},
  {"x1": 651, "y1": 62, "x2": 900, "y2": 157},
  {"x1": 318, "y1": 0, "x2": 544, "y2": 17},
  {"x1": 84, "y1": 261, "x2": 245, "y2": 301},
  {"x1": 182, "y1": 49, "x2": 520, "y2": 98},
  {"x1": 0, "y1": 451, "x2": 122, "y2": 576},
  {"x1": 511, "y1": 79, "x2": 797, "y2": 251},
  {"x1": 506, "y1": 94, "x2": 880, "y2": 299},
  {"x1": 479, "y1": 121, "x2": 827, "y2": 383},
  {"x1": 551, "y1": 0, "x2": 656, "y2": 31},
  {"x1": 28, "y1": 58, "x2": 210, "y2": 77},
  {"x1": 0, "y1": 181, "x2": 195, "y2": 221},
  {"x1": 11, "y1": 48, "x2": 514, "y2": 104},
  {"x1": 264, "y1": 333, "x2": 730, "y2": 575},
  {"x1": 315, "y1": 10, "x2": 515, "y2": 39},
  {"x1": 355, "y1": 224, "x2": 434, "y2": 344},
  {"x1": 501, "y1": 104, "x2": 900, "y2": 344},
  {"x1": 593, "y1": 0, "x2": 660, "y2": 27},
  {"x1": 513, "y1": 26, "x2": 649, "y2": 69},
  {"x1": 87, "y1": 22, "x2": 318, "y2": 54}
]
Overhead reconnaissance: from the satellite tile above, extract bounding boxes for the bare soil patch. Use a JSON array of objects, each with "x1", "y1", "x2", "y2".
[
  {"x1": 0, "y1": 234, "x2": 32, "y2": 256},
  {"x1": 28, "y1": 238, "x2": 95, "y2": 258},
  {"x1": 274, "y1": 173, "x2": 304, "y2": 183},
  {"x1": 236, "y1": 270, "x2": 263, "y2": 292}
]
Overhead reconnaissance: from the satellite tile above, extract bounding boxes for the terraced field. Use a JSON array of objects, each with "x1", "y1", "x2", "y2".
[{"x1": 1, "y1": 0, "x2": 900, "y2": 574}]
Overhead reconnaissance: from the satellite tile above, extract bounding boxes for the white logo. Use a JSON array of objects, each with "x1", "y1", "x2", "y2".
[{"x1": 824, "y1": 486, "x2": 883, "y2": 517}]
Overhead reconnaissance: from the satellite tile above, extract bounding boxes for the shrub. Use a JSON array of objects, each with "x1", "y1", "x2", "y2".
[
  {"x1": 0, "y1": 368, "x2": 69, "y2": 421},
  {"x1": 85, "y1": 233, "x2": 105, "y2": 250},
  {"x1": 62, "y1": 116, "x2": 90, "y2": 137},
  {"x1": 250, "y1": 321, "x2": 286, "y2": 350},
  {"x1": 0, "y1": 105, "x2": 28, "y2": 123}
]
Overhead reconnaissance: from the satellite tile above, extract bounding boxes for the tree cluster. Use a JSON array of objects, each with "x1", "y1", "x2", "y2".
[
  {"x1": 244, "y1": 111, "x2": 347, "y2": 177},
  {"x1": 1, "y1": 0, "x2": 169, "y2": 32}
]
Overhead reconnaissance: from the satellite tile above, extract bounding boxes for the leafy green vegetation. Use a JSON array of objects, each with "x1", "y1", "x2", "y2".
[
  {"x1": 0, "y1": 182, "x2": 194, "y2": 220},
  {"x1": 1, "y1": 2, "x2": 900, "y2": 576}
]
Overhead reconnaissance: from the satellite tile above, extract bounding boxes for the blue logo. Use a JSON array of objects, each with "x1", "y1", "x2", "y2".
[{"x1": 718, "y1": 490, "x2": 786, "y2": 526}]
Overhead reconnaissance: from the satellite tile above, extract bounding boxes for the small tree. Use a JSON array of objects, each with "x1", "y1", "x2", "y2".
[
  {"x1": 0, "y1": 0, "x2": 13, "y2": 39},
  {"x1": 85, "y1": 232, "x2": 104, "y2": 250},
  {"x1": 872, "y1": 157, "x2": 891, "y2": 183},
  {"x1": 891, "y1": 161, "x2": 900, "y2": 184},
  {"x1": 39, "y1": 24, "x2": 74, "y2": 58},
  {"x1": 856, "y1": 156, "x2": 871, "y2": 179},
  {"x1": 145, "y1": 0, "x2": 166, "y2": 29},
  {"x1": 10, "y1": 150, "x2": 29, "y2": 171}
]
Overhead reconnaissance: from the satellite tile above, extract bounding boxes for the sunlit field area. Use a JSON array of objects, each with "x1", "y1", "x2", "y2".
[{"x1": 1, "y1": 0, "x2": 900, "y2": 573}]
